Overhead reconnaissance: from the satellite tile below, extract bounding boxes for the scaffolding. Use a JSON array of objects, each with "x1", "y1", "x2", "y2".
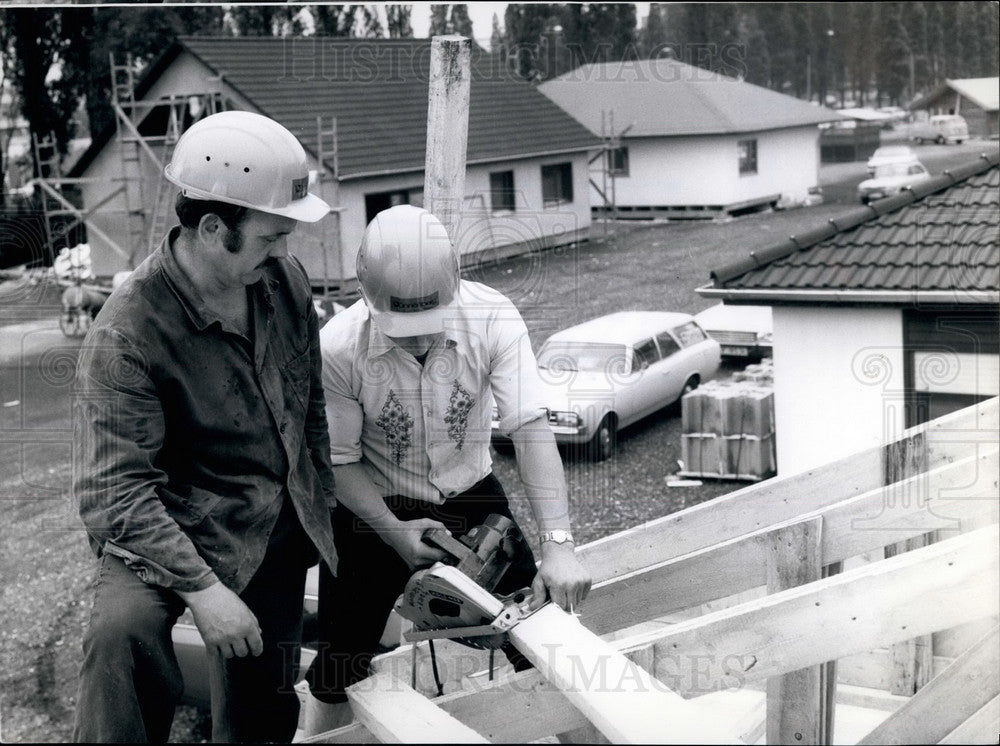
[
  {"x1": 588, "y1": 109, "x2": 632, "y2": 236},
  {"x1": 27, "y1": 54, "x2": 225, "y2": 284}
]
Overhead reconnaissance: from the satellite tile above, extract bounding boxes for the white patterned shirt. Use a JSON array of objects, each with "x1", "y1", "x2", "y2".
[{"x1": 319, "y1": 280, "x2": 548, "y2": 504}]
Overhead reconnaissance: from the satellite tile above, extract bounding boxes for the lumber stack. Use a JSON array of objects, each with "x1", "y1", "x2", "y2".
[{"x1": 680, "y1": 359, "x2": 776, "y2": 481}]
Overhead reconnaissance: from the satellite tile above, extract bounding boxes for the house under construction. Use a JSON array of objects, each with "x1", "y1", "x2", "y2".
[{"x1": 62, "y1": 37, "x2": 602, "y2": 292}]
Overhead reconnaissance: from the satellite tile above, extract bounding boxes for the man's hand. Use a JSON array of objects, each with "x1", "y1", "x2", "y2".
[
  {"x1": 381, "y1": 518, "x2": 451, "y2": 570},
  {"x1": 530, "y1": 541, "x2": 592, "y2": 612},
  {"x1": 178, "y1": 582, "x2": 262, "y2": 659}
]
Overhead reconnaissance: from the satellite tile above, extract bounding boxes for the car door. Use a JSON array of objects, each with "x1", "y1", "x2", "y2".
[
  {"x1": 653, "y1": 329, "x2": 688, "y2": 405},
  {"x1": 615, "y1": 337, "x2": 662, "y2": 427}
]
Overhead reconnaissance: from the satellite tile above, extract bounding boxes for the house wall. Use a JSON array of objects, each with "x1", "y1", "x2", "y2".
[
  {"x1": 772, "y1": 306, "x2": 906, "y2": 474},
  {"x1": 600, "y1": 127, "x2": 820, "y2": 208},
  {"x1": 335, "y1": 151, "x2": 592, "y2": 282},
  {"x1": 917, "y1": 90, "x2": 998, "y2": 138},
  {"x1": 80, "y1": 51, "x2": 591, "y2": 286}
]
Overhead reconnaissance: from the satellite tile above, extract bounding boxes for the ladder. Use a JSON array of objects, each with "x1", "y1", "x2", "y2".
[
  {"x1": 109, "y1": 53, "x2": 147, "y2": 267},
  {"x1": 31, "y1": 132, "x2": 65, "y2": 267}
]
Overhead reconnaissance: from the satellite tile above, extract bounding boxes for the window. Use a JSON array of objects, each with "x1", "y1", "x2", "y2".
[
  {"x1": 364, "y1": 188, "x2": 422, "y2": 222},
  {"x1": 541, "y1": 162, "x2": 573, "y2": 206},
  {"x1": 632, "y1": 339, "x2": 659, "y2": 373},
  {"x1": 607, "y1": 147, "x2": 629, "y2": 176},
  {"x1": 489, "y1": 170, "x2": 516, "y2": 212},
  {"x1": 671, "y1": 322, "x2": 708, "y2": 348},
  {"x1": 738, "y1": 139, "x2": 758, "y2": 175},
  {"x1": 655, "y1": 331, "x2": 680, "y2": 358}
]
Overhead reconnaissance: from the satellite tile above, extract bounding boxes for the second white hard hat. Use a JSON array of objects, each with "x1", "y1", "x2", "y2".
[
  {"x1": 356, "y1": 205, "x2": 460, "y2": 337},
  {"x1": 164, "y1": 110, "x2": 330, "y2": 223}
]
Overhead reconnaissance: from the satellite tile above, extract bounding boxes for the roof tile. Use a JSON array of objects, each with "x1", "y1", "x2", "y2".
[{"x1": 708, "y1": 153, "x2": 1000, "y2": 300}]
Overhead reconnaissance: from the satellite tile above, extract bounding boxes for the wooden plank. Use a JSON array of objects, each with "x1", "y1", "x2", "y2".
[
  {"x1": 423, "y1": 35, "x2": 471, "y2": 239},
  {"x1": 578, "y1": 398, "x2": 998, "y2": 584},
  {"x1": 856, "y1": 627, "x2": 999, "y2": 745},
  {"x1": 305, "y1": 527, "x2": 998, "y2": 745},
  {"x1": 630, "y1": 525, "x2": 999, "y2": 695},
  {"x1": 339, "y1": 447, "x2": 995, "y2": 706},
  {"x1": 938, "y1": 694, "x2": 1000, "y2": 745},
  {"x1": 580, "y1": 449, "x2": 998, "y2": 636},
  {"x1": 882, "y1": 426, "x2": 937, "y2": 696},
  {"x1": 507, "y1": 604, "x2": 740, "y2": 745},
  {"x1": 345, "y1": 671, "x2": 488, "y2": 744},
  {"x1": 761, "y1": 519, "x2": 825, "y2": 745}
]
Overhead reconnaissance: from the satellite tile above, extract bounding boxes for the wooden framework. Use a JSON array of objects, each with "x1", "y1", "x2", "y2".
[
  {"x1": 300, "y1": 397, "x2": 999, "y2": 744},
  {"x1": 298, "y1": 41, "x2": 998, "y2": 745}
]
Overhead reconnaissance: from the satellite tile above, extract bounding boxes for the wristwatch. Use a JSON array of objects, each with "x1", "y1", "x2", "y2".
[{"x1": 540, "y1": 529, "x2": 575, "y2": 546}]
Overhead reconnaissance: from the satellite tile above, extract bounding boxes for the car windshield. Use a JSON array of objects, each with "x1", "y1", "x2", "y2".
[
  {"x1": 537, "y1": 342, "x2": 628, "y2": 373},
  {"x1": 873, "y1": 162, "x2": 922, "y2": 178}
]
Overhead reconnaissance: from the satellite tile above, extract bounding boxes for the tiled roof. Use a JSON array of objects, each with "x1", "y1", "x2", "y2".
[
  {"x1": 71, "y1": 37, "x2": 600, "y2": 180},
  {"x1": 538, "y1": 58, "x2": 841, "y2": 137},
  {"x1": 703, "y1": 152, "x2": 1000, "y2": 303}
]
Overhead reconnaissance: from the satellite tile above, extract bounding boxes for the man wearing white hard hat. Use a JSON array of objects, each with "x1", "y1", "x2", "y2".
[
  {"x1": 303, "y1": 204, "x2": 591, "y2": 730},
  {"x1": 73, "y1": 111, "x2": 337, "y2": 742}
]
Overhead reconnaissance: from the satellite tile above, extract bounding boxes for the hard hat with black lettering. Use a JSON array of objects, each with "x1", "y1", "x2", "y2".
[
  {"x1": 356, "y1": 205, "x2": 460, "y2": 337},
  {"x1": 164, "y1": 110, "x2": 329, "y2": 223}
]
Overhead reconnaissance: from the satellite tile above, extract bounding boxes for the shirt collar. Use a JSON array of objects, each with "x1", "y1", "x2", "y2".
[
  {"x1": 159, "y1": 225, "x2": 277, "y2": 332},
  {"x1": 365, "y1": 311, "x2": 458, "y2": 359}
]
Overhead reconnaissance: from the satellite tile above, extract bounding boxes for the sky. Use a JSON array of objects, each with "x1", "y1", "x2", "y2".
[{"x1": 407, "y1": 2, "x2": 652, "y2": 49}]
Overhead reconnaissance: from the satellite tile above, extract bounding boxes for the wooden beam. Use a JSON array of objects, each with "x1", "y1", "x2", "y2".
[
  {"x1": 939, "y1": 694, "x2": 1000, "y2": 745},
  {"x1": 882, "y1": 425, "x2": 937, "y2": 696},
  {"x1": 507, "y1": 604, "x2": 740, "y2": 744},
  {"x1": 578, "y1": 398, "x2": 998, "y2": 584},
  {"x1": 628, "y1": 525, "x2": 998, "y2": 695},
  {"x1": 763, "y1": 518, "x2": 827, "y2": 745},
  {"x1": 305, "y1": 527, "x2": 998, "y2": 745},
  {"x1": 580, "y1": 449, "x2": 997, "y2": 636},
  {"x1": 423, "y1": 35, "x2": 471, "y2": 239},
  {"x1": 345, "y1": 671, "x2": 488, "y2": 743},
  {"x1": 331, "y1": 447, "x2": 995, "y2": 706},
  {"x1": 856, "y1": 627, "x2": 999, "y2": 745}
]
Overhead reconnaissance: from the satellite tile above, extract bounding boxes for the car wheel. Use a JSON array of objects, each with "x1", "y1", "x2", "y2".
[
  {"x1": 680, "y1": 376, "x2": 700, "y2": 399},
  {"x1": 936, "y1": 135, "x2": 945, "y2": 144},
  {"x1": 914, "y1": 137, "x2": 924, "y2": 144},
  {"x1": 956, "y1": 140, "x2": 964, "y2": 145},
  {"x1": 587, "y1": 415, "x2": 616, "y2": 462}
]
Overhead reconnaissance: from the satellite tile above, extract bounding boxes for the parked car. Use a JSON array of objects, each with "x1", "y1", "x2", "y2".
[
  {"x1": 857, "y1": 160, "x2": 932, "y2": 204},
  {"x1": 866, "y1": 145, "x2": 918, "y2": 175},
  {"x1": 694, "y1": 303, "x2": 773, "y2": 360},
  {"x1": 909, "y1": 114, "x2": 969, "y2": 145},
  {"x1": 492, "y1": 311, "x2": 721, "y2": 460}
]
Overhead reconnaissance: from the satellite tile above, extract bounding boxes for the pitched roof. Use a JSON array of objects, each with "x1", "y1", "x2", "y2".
[
  {"x1": 911, "y1": 77, "x2": 1000, "y2": 113},
  {"x1": 699, "y1": 152, "x2": 1000, "y2": 305},
  {"x1": 72, "y1": 37, "x2": 600, "y2": 180},
  {"x1": 538, "y1": 58, "x2": 842, "y2": 138}
]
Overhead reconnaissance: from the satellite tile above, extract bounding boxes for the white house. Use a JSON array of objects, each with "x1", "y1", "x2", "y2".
[
  {"x1": 68, "y1": 37, "x2": 601, "y2": 287},
  {"x1": 538, "y1": 58, "x2": 842, "y2": 217},
  {"x1": 697, "y1": 152, "x2": 999, "y2": 474},
  {"x1": 910, "y1": 77, "x2": 1000, "y2": 140}
]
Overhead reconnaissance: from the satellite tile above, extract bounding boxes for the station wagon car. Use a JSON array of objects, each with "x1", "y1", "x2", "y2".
[{"x1": 493, "y1": 311, "x2": 721, "y2": 460}]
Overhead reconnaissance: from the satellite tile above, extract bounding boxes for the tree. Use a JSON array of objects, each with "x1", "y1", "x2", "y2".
[
  {"x1": 449, "y1": 5, "x2": 474, "y2": 38},
  {"x1": 489, "y1": 12, "x2": 504, "y2": 55},
  {"x1": 386, "y1": 5, "x2": 413, "y2": 38},
  {"x1": 429, "y1": 5, "x2": 449, "y2": 36},
  {"x1": 503, "y1": 3, "x2": 559, "y2": 80},
  {"x1": 313, "y1": 5, "x2": 384, "y2": 37}
]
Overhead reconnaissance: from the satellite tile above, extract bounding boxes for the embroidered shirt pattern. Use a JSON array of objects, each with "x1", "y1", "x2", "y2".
[
  {"x1": 444, "y1": 379, "x2": 474, "y2": 450},
  {"x1": 376, "y1": 389, "x2": 413, "y2": 464}
]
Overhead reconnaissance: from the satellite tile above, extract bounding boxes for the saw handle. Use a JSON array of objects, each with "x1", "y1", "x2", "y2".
[{"x1": 420, "y1": 527, "x2": 475, "y2": 564}]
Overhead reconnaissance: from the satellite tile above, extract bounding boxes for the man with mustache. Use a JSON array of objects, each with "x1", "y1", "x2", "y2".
[{"x1": 72, "y1": 111, "x2": 338, "y2": 743}]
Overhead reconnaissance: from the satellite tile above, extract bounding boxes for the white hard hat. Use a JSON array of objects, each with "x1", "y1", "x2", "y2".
[
  {"x1": 164, "y1": 110, "x2": 330, "y2": 223},
  {"x1": 357, "y1": 205, "x2": 460, "y2": 337}
]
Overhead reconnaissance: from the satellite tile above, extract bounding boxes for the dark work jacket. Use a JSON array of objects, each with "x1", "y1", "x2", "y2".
[{"x1": 74, "y1": 227, "x2": 338, "y2": 593}]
